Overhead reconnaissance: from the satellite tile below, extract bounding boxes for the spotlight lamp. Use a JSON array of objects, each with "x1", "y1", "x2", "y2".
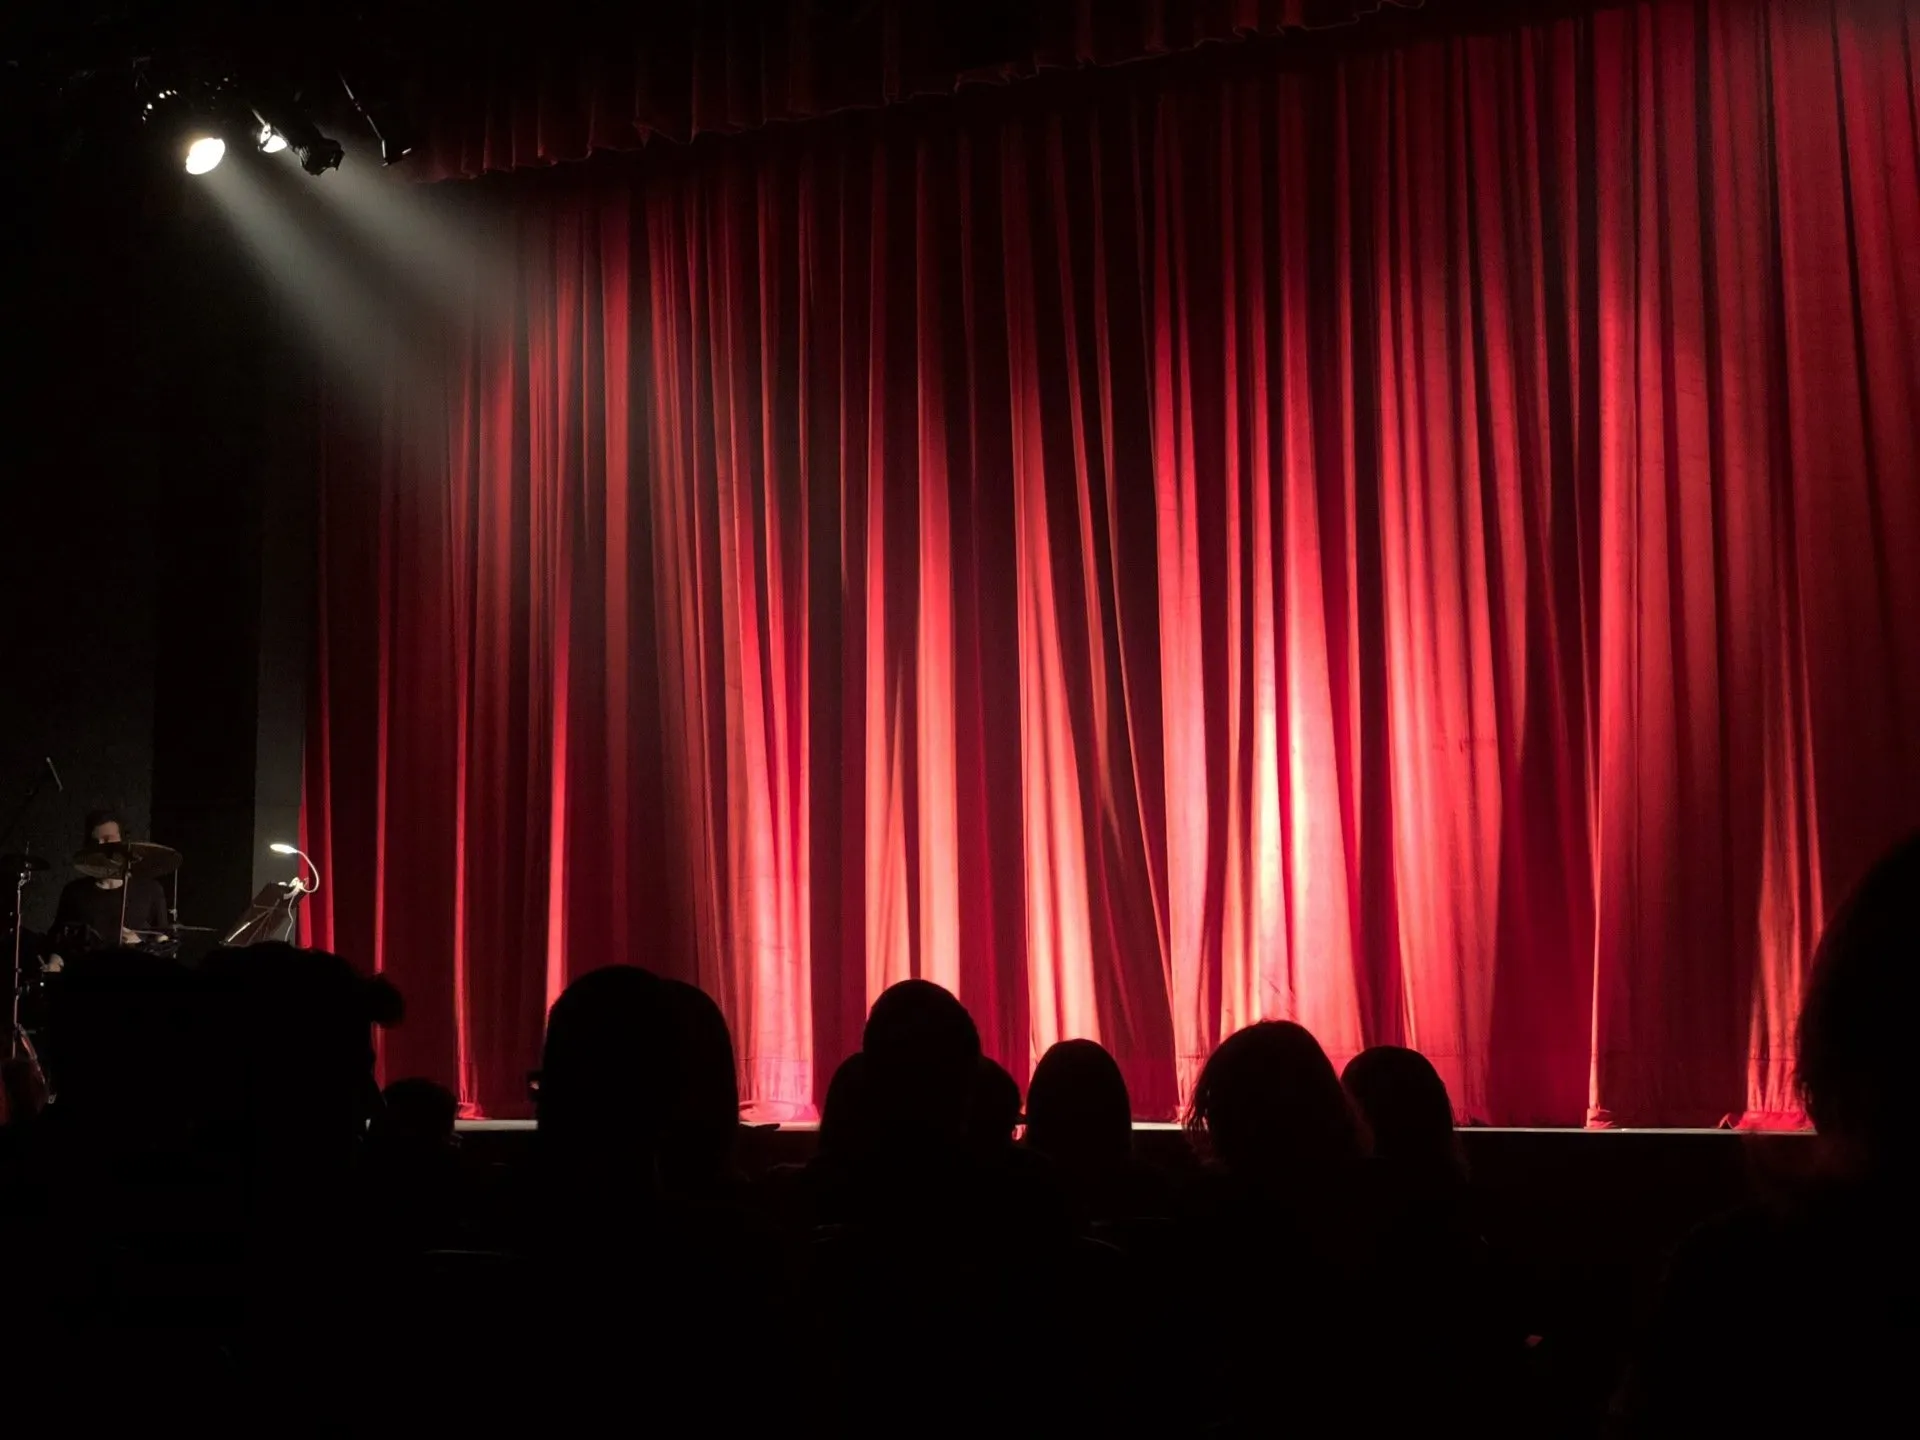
[
  {"x1": 136, "y1": 72, "x2": 343, "y2": 177},
  {"x1": 250, "y1": 103, "x2": 345, "y2": 176},
  {"x1": 142, "y1": 84, "x2": 231, "y2": 177},
  {"x1": 302, "y1": 137, "x2": 346, "y2": 176},
  {"x1": 183, "y1": 135, "x2": 226, "y2": 174}
]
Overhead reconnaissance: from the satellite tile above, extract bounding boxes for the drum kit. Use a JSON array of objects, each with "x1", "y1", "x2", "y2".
[
  {"x1": 1, "y1": 749, "x2": 316, "y2": 1067},
  {"x1": 5, "y1": 838, "x2": 306, "y2": 1067},
  {"x1": 6, "y1": 839, "x2": 193, "y2": 1066}
]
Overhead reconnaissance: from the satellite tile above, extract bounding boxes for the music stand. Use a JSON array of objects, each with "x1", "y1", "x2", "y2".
[{"x1": 222, "y1": 882, "x2": 306, "y2": 947}]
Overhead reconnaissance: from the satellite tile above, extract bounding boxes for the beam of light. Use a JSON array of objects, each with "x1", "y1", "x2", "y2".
[
  {"x1": 308, "y1": 139, "x2": 519, "y2": 328},
  {"x1": 196, "y1": 154, "x2": 441, "y2": 454},
  {"x1": 185, "y1": 136, "x2": 226, "y2": 174}
]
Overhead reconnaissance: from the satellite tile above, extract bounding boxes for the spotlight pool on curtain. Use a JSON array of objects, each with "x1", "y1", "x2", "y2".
[{"x1": 302, "y1": 0, "x2": 1920, "y2": 1124}]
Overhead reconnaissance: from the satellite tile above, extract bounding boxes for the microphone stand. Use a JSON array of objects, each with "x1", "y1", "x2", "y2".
[
  {"x1": 8, "y1": 859, "x2": 38, "y2": 1066},
  {"x1": 3, "y1": 763, "x2": 50, "y2": 1066}
]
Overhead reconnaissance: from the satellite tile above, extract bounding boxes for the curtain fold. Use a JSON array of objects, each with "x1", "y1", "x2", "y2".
[{"x1": 308, "y1": 0, "x2": 1920, "y2": 1124}]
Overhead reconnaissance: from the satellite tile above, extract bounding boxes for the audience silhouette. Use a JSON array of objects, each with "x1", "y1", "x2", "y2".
[
  {"x1": 765, "y1": 1049, "x2": 870, "y2": 1229},
  {"x1": 1345, "y1": 1044, "x2": 1532, "y2": 1430},
  {"x1": 532, "y1": 963, "x2": 673, "y2": 1194},
  {"x1": 9, "y1": 834, "x2": 1914, "y2": 1435},
  {"x1": 2, "y1": 943, "x2": 400, "y2": 1430},
  {"x1": 818, "y1": 1049, "x2": 872, "y2": 1161},
  {"x1": 364, "y1": 1077, "x2": 463, "y2": 1257},
  {"x1": 968, "y1": 1054, "x2": 1023, "y2": 1156},
  {"x1": 1025, "y1": 1037, "x2": 1171, "y2": 1228},
  {"x1": 1187, "y1": 1018, "x2": 1367, "y2": 1176},
  {"x1": 1027, "y1": 1039, "x2": 1132, "y2": 1176},
  {"x1": 195, "y1": 943, "x2": 402, "y2": 1426},
  {"x1": 1182, "y1": 1020, "x2": 1382, "y2": 1430},
  {"x1": 1343, "y1": 1044, "x2": 1465, "y2": 1182},
  {"x1": 1617, "y1": 833, "x2": 1920, "y2": 1436},
  {"x1": 372, "y1": 1076, "x2": 459, "y2": 1152},
  {"x1": 858, "y1": 977, "x2": 980, "y2": 1172}
]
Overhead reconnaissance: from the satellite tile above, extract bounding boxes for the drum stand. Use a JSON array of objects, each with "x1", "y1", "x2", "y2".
[{"x1": 116, "y1": 852, "x2": 132, "y2": 943}]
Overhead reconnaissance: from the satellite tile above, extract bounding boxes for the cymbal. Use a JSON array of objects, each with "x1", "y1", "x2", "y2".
[
  {"x1": 1, "y1": 853, "x2": 49, "y2": 875},
  {"x1": 72, "y1": 841, "x2": 182, "y2": 882}
]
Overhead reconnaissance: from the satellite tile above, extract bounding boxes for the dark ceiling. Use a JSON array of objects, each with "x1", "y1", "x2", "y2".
[{"x1": 0, "y1": 2, "x2": 470, "y2": 175}]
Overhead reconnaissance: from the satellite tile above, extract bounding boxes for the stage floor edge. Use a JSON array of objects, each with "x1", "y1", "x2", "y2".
[{"x1": 456, "y1": 1119, "x2": 1811, "y2": 1135}]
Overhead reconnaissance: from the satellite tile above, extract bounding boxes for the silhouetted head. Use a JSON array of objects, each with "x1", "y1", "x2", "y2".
[
  {"x1": 968, "y1": 1056, "x2": 1023, "y2": 1155},
  {"x1": 81, "y1": 809, "x2": 125, "y2": 847},
  {"x1": 1026, "y1": 1039, "x2": 1132, "y2": 1175},
  {"x1": 537, "y1": 965, "x2": 673, "y2": 1164},
  {"x1": 372, "y1": 1077, "x2": 459, "y2": 1153},
  {"x1": 1186, "y1": 1021, "x2": 1365, "y2": 1181},
  {"x1": 818, "y1": 1051, "x2": 871, "y2": 1160},
  {"x1": 1342, "y1": 1046, "x2": 1463, "y2": 1179},
  {"x1": 1796, "y1": 833, "x2": 1920, "y2": 1170},
  {"x1": 862, "y1": 979, "x2": 980, "y2": 1152},
  {"x1": 196, "y1": 943, "x2": 403, "y2": 1163},
  {"x1": 537, "y1": 966, "x2": 741, "y2": 1193}
]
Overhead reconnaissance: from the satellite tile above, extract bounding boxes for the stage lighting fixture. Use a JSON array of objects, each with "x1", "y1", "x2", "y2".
[
  {"x1": 250, "y1": 102, "x2": 344, "y2": 176},
  {"x1": 143, "y1": 84, "x2": 231, "y2": 177},
  {"x1": 142, "y1": 85, "x2": 185, "y2": 120},
  {"x1": 379, "y1": 129, "x2": 415, "y2": 167},
  {"x1": 339, "y1": 73, "x2": 415, "y2": 166},
  {"x1": 298, "y1": 135, "x2": 345, "y2": 175},
  {"x1": 259, "y1": 124, "x2": 288, "y2": 154},
  {"x1": 183, "y1": 135, "x2": 226, "y2": 174}
]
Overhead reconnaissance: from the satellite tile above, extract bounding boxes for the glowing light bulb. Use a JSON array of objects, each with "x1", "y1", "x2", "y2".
[
  {"x1": 259, "y1": 125, "x2": 287, "y2": 154},
  {"x1": 184, "y1": 136, "x2": 225, "y2": 175}
]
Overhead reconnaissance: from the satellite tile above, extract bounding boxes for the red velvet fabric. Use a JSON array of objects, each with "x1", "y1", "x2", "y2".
[
  {"x1": 403, "y1": 0, "x2": 1415, "y2": 181},
  {"x1": 304, "y1": 0, "x2": 1920, "y2": 1123}
]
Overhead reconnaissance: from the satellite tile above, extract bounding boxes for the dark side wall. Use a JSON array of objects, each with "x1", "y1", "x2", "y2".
[
  {"x1": 2, "y1": 153, "x2": 160, "y2": 928},
  {"x1": 1, "y1": 143, "x2": 312, "y2": 935}
]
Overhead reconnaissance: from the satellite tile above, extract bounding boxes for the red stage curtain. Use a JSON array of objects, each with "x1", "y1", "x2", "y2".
[
  {"x1": 304, "y1": 0, "x2": 1920, "y2": 1124},
  {"x1": 405, "y1": 0, "x2": 1415, "y2": 181}
]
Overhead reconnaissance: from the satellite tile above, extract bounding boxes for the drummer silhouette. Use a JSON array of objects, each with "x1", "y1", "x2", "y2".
[{"x1": 46, "y1": 810, "x2": 171, "y2": 970}]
